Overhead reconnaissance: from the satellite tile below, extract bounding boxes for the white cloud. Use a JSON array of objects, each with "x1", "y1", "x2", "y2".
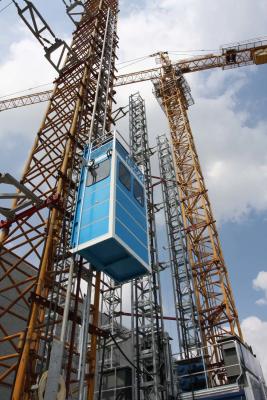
[
  {"x1": 0, "y1": 35, "x2": 54, "y2": 98},
  {"x1": 0, "y1": 31, "x2": 57, "y2": 176},
  {"x1": 253, "y1": 271, "x2": 267, "y2": 292},
  {"x1": 118, "y1": 0, "x2": 267, "y2": 63},
  {"x1": 241, "y1": 271, "x2": 267, "y2": 381},
  {"x1": 239, "y1": 274, "x2": 267, "y2": 381},
  {"x1": 116, "y1": 0, "x2": 267, "y2": 223},
  {"x1": 189, "y1": 82, "x2": 267, "y2": 222},
  {"x1": 253, "y1": 271, "x2": 267, "y2": 306},
  {"x1": 256, "y1": 298, "x2": 267, "y2": 306},
  {"x1": 241, "y1": 316, "x2": 267, "y2": 381}
]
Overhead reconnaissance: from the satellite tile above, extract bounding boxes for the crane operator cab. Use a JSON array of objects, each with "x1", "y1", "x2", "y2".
[{"x1": 71, "y1": 132, "x2": 151, "y2": 283}]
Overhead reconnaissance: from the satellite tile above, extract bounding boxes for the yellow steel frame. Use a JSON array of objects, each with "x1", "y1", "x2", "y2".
[{"x1": 155, "y1": 56, "x2": 242, "y2": 380}]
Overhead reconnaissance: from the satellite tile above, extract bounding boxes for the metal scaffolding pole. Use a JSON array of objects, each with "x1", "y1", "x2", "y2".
[
  {"x1": 156, "y1": 134, "x2": 201, "y2": 359},
  {"x1": 129, "y1": 92, "x2": 170, "y2": 400}
]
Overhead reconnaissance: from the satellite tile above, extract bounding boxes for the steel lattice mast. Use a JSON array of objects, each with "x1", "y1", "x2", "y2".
[
  {"x1": 153, "y1": 54, "x2": 243, "y2": 382},
  {"x1": 0, "y1": 0, "x2": 118, "y2": 398},
  {"x1": 129, "y1": 93, "x2": 172, "y2": 400},
  {"x1": 157, "y1": 134, "x2": 201, "y2": 359}
]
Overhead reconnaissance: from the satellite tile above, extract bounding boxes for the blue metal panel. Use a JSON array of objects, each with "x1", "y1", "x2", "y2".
[
  {"x1": 78, "y1": 218, "x2": 109, "y2": 244},
  {"x1": 116, "y1": 185, "x2": 147, "y2": 228},
  {"x1": 115, "y1": 220, "x2": 149, "y2": 263},
  {"x1": 199, "y1": 393, "x2": 245, "y2": 399},
  {"x1": 104, "y1": 255, "x2": 148, "y2": 282},
  {"x1": 116, "y1": 139, "x2": 144, "y2": 183},
  {"x1": 71, "y1": 143, "x2": 112, "y2": 248},
  {"x1": 116, "y1": 205, "x2": 147, "y2": 244},
  {"x1": 71, "y1": 136, "x2": 150, "y2": 283},
  {"x1": 176, "y1": 357, "x2": 206, "y2": 393},
  {"x1": 78, "y1": 237, "x2": 148, "y2": 282},
  {"x1": 115, "y1": 156, "x2": 149, "y2": 265},
  {"x1": 78, "y1": 238, "x2": 123, "y2": 268}
]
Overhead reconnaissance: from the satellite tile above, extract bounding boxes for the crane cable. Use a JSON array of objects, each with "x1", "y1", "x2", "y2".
[
  {"x1": 109, "y1": 332, "x2": 154, "y2": 379},
  {"x1": 0, "y1": 1, "x2": 12, "y2": 13},
  {"x1": 0, "y1": 82, "x2": 53, "y2": 100}
]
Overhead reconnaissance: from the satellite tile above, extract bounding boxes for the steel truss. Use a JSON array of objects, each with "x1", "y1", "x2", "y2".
[
  {"x1": 94, "y1": 236, "x2": 136, "y2": 400},
  {"x1": 0, "y1": 0, "x2": 118, "y2": 398},
  {"x1": 1, "y1": 37, "x2": 267, "y2": 112},
  {"x1": 63, "y1": 0, "x2": 86, "y2": 25},
  {"x1": 129, "y1": 92, "x2": 171, "y2": 400},
  {"x1": 0, "y1": 90, "x2": 53, "y2": 112},
  {"x1": 99, "y1": 275, "x2": 124, "y2": 368},
  {"x1": 153, "y1": 55, "x2": 242, "y2": 384},
  {"x1": 14, "y1": 0, "x2": 75, "y2": 73},
  {"x1": 156, "y1": 134, "x2": 200, "y2": 359}
]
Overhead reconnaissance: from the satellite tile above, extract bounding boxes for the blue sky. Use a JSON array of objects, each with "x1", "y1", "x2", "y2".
[{"x1": 1, "y1": 0, "x2": 267, "y2": 377}]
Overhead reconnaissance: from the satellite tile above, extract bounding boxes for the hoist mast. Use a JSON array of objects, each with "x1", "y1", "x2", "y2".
[
  {"x1": 0, "y1": 0, "x2": 118, "y2": 398},
  {"x1": 129, "y1": 93, "x2": 170, "y2": 399}
]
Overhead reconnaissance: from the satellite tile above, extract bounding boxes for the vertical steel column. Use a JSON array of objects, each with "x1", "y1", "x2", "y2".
[
  {"x1": 78, "y1": 271, "x2": 93, "y2": 400},
  {"x1": 129, "y1": 92, "x2": 168, "y2": 400},
  {"x1": 87, "y1": 272, "x2": 101, "y2": 400},
  {"x1": 156, "y1": 134, "x2": 200, "y2": 359}
]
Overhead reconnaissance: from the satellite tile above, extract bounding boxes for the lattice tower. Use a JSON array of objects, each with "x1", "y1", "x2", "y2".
[
  {"x1": 157, "y1": 134, "x2": 200, "y2": 359},
  {"x1": 153, "y1": 54, "x2": 242, "y2": 383},
  {"x1": 129, "y1": 93, "x2": 170, "y2": 400},
  {"x1": 0, "y1": 1, "x2": 118, "y2": 397}
]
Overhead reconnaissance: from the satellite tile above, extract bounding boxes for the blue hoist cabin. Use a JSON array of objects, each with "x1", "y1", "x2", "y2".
[{"x1": 71, "y1": 132, "x2": 151, "y2": 283}]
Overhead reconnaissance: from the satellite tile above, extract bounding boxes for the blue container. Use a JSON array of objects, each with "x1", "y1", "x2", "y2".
[
  {"x1": 71, "y1": 135, "x2": 150, "y2": 283},
  {"x1": 175, "y1": 357, "x2": 206, "y2": 392}
]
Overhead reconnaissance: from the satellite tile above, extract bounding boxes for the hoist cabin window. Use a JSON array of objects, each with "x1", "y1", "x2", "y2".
[
  {"x1": 87, "y1": 158, "x2": 110, "y2": 186},
  {"x1": 133, "y1": 179, "x2": 144, "y2": 207},
  {"x1": 119, "y1": 161, "x2": 131, "y2": 191}
]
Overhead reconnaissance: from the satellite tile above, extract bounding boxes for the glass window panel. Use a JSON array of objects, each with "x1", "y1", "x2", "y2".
[
  {"x1": 119, "y1": 162, "x2": 131, "y2": 191},
  {"x1": 133, "y1": 179, "x2": 144, "y2": 207},
  {"x1": 103, "y1": 371, "x2": 115, "y2": 389},
  {"x1": 117, "y1": 367, "x2": 132, "y2": 388},
  {"x1": 102, "y1": 390, "x2": 115, "y2": 400},
  {"x1": 87, "y1": 158, "x2": 110, "y2": 186},
  {"x1": 116, "y1": 388, "x2": 132, "y2": 400}
]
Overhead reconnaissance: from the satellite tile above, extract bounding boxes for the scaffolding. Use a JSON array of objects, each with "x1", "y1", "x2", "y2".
[
  {"x1": 157, "y1": 134, "x2": 201, "y2": 359},
  {"x1": 0, "y1": 1, "x2": 118, "y2": 398},
  {"x1": 129, "y1": 93, "x2": 172, "y2": 400}
]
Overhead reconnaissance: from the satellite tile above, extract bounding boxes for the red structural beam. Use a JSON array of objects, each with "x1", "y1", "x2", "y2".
[{"x1": 0, "y1": 194, "x2": 60, "y2": 229}]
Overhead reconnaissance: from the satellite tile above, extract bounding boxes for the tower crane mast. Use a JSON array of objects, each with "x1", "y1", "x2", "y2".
[{"x1": 154, "y1": 53, "x2": 242, "y2": 383}]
